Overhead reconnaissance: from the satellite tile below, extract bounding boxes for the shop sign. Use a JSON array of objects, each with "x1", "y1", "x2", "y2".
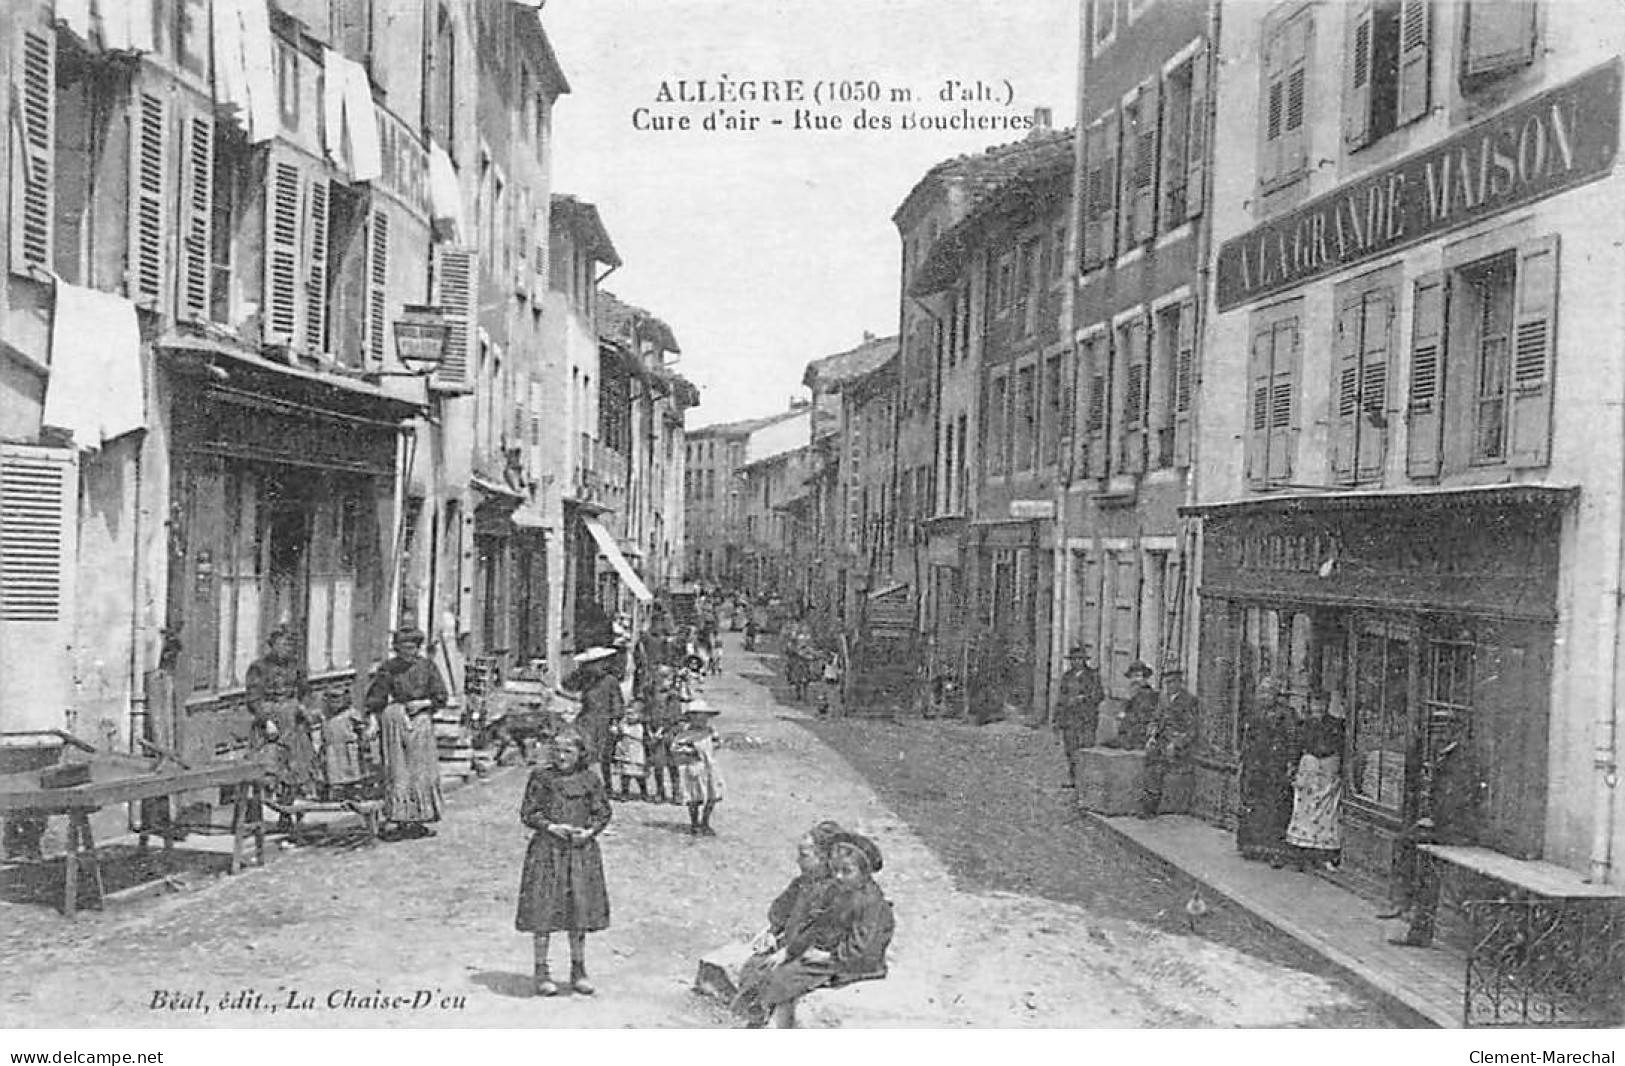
[
  {"x1": 375, "y1": 107, "x2": 431, "y2": 218},
  {"x1": 1009, "y1": 499, "x2": 1056, "y2": 520},
  {"x1": 1216, "y1": 60, "x2": 1621, "y2": 311}
]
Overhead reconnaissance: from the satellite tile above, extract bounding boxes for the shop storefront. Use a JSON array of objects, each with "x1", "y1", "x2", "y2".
[
  {"x1": 158, "y1": 341, "x2": 419, "y2": 776},
  {"x1": 1188, "y1": 486, "x2": 1571, "y2": 900}
]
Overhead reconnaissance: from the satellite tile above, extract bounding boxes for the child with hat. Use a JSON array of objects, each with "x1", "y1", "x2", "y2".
[{"x1": 669, "y1": 692, "x2": 725, "y2": 836}]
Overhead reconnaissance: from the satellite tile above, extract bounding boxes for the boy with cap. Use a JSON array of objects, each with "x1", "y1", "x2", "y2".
[{"x1": 1107, "y1": 661, "x2": 1159, "y2": 750}]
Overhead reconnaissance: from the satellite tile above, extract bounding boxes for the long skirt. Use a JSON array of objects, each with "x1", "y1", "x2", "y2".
[
  {"x1": 678, "y1": 748, "x2": 725, "y2": 805},
  {"x1": 253, "y1": 698, "x2": 318, "y2": 798},
  {"x1": 379, "y1": 704, "x2": 443, "y2": 825},
  {"x1": 1285, "y1": 754, "x2": 1343, "y2": 853},
  {"x1": 514, "y1": 832, "x2": 610, "y2": 933}
]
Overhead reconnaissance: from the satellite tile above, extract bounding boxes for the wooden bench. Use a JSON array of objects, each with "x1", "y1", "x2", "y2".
[{"x1": 262, "y1": 798, "x2": 385, "y2": 842}]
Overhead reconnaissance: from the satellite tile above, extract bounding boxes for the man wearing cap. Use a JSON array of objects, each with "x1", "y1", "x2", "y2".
[
  {"x1": 1107, "y1": 661, "x2": 1159, "y2": 750},
  {"x1": 1140, "y1": 667, "x2": 1198, "y2": 817},
  {"x1": 1055, "y1": 647, "x2": 1105, "y2": 788}
]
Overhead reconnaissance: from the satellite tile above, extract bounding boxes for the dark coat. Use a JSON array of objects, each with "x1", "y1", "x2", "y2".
[
  {"x1": 515, "y1": 766, "x2": 612, "y2": 934},
  {"x1": 1237, "y1": 703, "x2": 1302, "y2": 856},
  {"x1": 575, "y1": 671, "x2": 623, "y2": 763},
  {"x1": 760, "y1": 879, "x2": 894, "y2": 1007},
  {"x1": 364, "y1": 654, "x2": 449, "y2": 713},
  {"x1": 1055, "y1": 665, "x2": 1105, "y2": 728}
]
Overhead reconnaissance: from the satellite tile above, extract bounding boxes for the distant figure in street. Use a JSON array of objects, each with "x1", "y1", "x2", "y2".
[
  {"x1": 643, "y1": 664, "x2": 683, "y2": 804},
  {"x1": 610, "y1": 697, "x2": 649, "y2": 802},
  {"x1": 364, "y1": 627, "x2": 450, "y2": 840},
  {"x1": 245, "y1": 625, "x2": 318, "y2": 820},
  {"x1": 516, "y1": 731, "x2": 612, "y2": 996},
  {"x1": 734, "y1": 819, "x2": 847, "y2": 1026},
  {"x1": 671, "y1": 701, "x2": 725, "y2": 836},
  {"x1": 1055, "y1": 647, "x2": 1105, "y2": 788},
  {"x1": 1140, "y1": 667, "x2": 1198, "y2": 817},
  {"x1": 1106, "y1": 661, "x2": 1158, "y2": 749},
  {"x1": 1235, "y1": 677, "x2": 1302, "y2": 865},
  {"x1": 1285, "y1": 689, "x2": 1346, "y2": 869},
  {"x1": 565, "y1": 647, "x2": 623, "y2": 787},
  {"x1": 746, "y1": 832, "x2": 894, "y2": 1028},
  {"x1": 815, "y1": 650, "x2": 843, "y2": 718}
]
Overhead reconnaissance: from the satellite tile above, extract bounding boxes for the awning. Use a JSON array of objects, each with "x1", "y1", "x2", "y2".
[
  {"x1": 582, "y1": 515, "x2": 653, "y2": 603},
  {"x1": 1178, "y1": 483, "x2": 1578, "y2": 518},
  {"x1": 511, "y1": 503, "x2": 548, "y2": 529}
]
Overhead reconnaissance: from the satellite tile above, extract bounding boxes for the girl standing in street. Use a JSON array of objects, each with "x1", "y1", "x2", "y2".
[
  {"x1": 516, "y1": 731, "x2": 612, "y2": 997},
  {"x1": 671, "y1": 699, "x2": 725, "y2": 836}
]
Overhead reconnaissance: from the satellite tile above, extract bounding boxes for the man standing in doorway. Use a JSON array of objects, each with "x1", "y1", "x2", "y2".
[{"x1": 1054, "y1": 646, "x2": 1105, "y2": 789}]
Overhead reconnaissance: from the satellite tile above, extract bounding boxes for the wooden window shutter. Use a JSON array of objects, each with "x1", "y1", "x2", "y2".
[
  {"x1": 1331, "y1": 299, "x2": 1362, "y2": 484},
  {"x1": 129, "y1": 88, "x2": 170, "y2": 307},
  {"x1": 1173, "y1": 298, "x2": 1195, "y2": 467},
  {"x1": 1463, "y1": 1, "x2": 1536, "y2": 81},
  {"x1": 1357, "y1": 291, "x2": 1393, "y2": 481},
  {"x1": 1344, "y1": 0, "x2": 1376, "y2": 148},
  {"x1": 1281, "y1": 19, "x2": 1310, "y2": 179},
  {"x1": 0, "y1": 444, "x2": 78, "y2": 731},
  {"x1": 1101, "y1": 112, "x2": 1119, "y2": 260},
  {"x1": 1246, "y1": 329, "x2": 1271, "y2": 487},
  {"x1": 9, "y1": 27, "x2": 54, "y2": 276},
  {"x1": 1260, "y1": 31, "x2": 1285, "y2": 187},
  {"x1": 364, "y1": 208, "x2": 390, "y2": 363},
  {"x1": 176, "y1": 110, "x2": 214, "y2": 323},
  {"x1": 1087, "y1": 340, "x2": 1109, "y2": 480},
  {"x1": 1508, "y1": 235, "x2": 1559, "y2": 468},
  {"x1": 1185, "y1": 43, "x2": 1209, "y2": 221},
  {"x1": 1082, "y1": 123, "x2": 1103, "y2": 270},
  {"x1": 1133, "y1": 80, "x2": 1160, "y2": 245},
  {"x1": 1117, "y1": 100, "x2": 1139, "y2": 253},
  {"x1": 0, "y1": 445, "x2": 76, "y2": 623},
  {"x1": 1406, "y1": 271, "x2": 1448, "y2": 477},
  {"x1": 1268, "y1": 320, "x2": 1299, "y2": 482},
  {"x1": 1396, "y1": 0, "x2": 1432, "y2": 125},
  {"x1": 264, "y1": 158, "x2": 303, "y2": 344},
  {"x1": 431, "y1": 244, "x2": 476, "y2": 394},
  {"x1": 303, "y1": 174, "x2": 329, "y2": 354},
  {"x1": 1122, "y1": 318, "x2": 1148, "y2": 474}
]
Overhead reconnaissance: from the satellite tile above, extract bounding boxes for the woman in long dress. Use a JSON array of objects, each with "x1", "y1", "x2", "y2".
[
  {"x1": 1285, "y1": 690, "x2": 1346, "y2": 870},
  {"x1": 364, "y1": 627, "x2": 449, "y2": 839},
  {"x1": 245, "y1": 626, "x2": 318, "y2": 820},
  {"x1": 1236, "y1": 677, "x2": 1302, "y2": 864}
]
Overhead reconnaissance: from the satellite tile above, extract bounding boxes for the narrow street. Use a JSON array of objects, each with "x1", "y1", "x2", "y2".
[{"x1": 0, "y1": 634, "x2": 1409, "y2": 1028}]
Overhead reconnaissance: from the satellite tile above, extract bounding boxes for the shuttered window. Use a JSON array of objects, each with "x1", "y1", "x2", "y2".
[
  {"x1": 10, "y1": 27, "x2": 54, "y2": 277},
  {"x1": 1330, "y1": 284, "x2": 1394, "y2": 485},
  {"x1": 431, "y1": 244, "x2": 476, "y2": 394},
  {"x1": 1406, "y1": 272, "x2": 1448, "y2": 477},
  {"x1": 0, "y1": 447, "x2": 75, "y2": 623},
  {"x1": 1084, "y1": 334, "x2": 1109, "y2": 480},
  {"x1": 1130, "y1": 80, "x2": 1160, "y2": 245},
  {"x1": 304, "y1": 176, "x2": 329, "y2": 353},
  {"x1": 1117, "y1": 316, "x2": 1149, "y2": 475},
  {"x1": 1118, "y1": 96, "x2": 1141, "y2": 252},
  {"x1": 1245, "y1": 305, "x2": 1301, "y2": 488},
  {"x1": 264, "y1": 158, "x2": 302, "y2": 344},
  {"x1": 1346, "y1": 0, "x2": 1425, "y2": 151},
  {"x1": 365, "y1": 208, "x2": 390, "y2": 363},
  {"x1": 1160, "y1": 59, "x2": 1193, "y2": 228},
  {"x1": 130, "y1": 88, "x2": 170, "y2": 306},
  {"x1": 1396, "y1": 0, "x2": 1432, "y2": 125},
  {"x1": 1507, "y1": 236, "x2": 1558, "y2": 468},
  {"x1": 987, "y1": 372, "x2": 1009, "y2": 477},
  {"x1": 1260, "y1": 12, "x2": 1311, "y2": 190},
  {"x1": 177, "y1": 110, "x2": 214, "y2": 322},
  {"x1": 1172, "y1": 297, "x2": 1196, "y2": 468}
]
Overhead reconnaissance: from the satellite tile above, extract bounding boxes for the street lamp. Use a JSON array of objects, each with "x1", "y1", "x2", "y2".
[{"x1": 389, "y1": 303, "x2": 452, "y2": 375}]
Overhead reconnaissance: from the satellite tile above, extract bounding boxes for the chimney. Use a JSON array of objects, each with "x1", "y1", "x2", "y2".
[{"x1": 1030, "y1": 107, "x2": 1053, "y2": 137}]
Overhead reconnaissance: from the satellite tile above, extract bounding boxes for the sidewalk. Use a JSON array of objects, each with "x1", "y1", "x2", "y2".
[{"x1": 1087, "y1": 810, "x2": 1464, "y2": 1028}]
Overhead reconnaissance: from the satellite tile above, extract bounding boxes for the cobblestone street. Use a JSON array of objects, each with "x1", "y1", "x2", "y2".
[{"x1": 1, "y1": 635, "x2": 1409, "y2": 1028}]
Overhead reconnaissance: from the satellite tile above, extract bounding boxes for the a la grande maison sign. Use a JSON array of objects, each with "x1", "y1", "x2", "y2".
[{"x1": 1215, "y1": 59, "x2": 1621, "y2": 311}]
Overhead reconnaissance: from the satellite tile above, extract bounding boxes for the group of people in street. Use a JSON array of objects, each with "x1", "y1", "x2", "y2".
[
  {"x1": 245, "y1": 624, "x2": 448, "y2": 842},
  {"x1": 1235, "y1": 677, "x2": 1347, "y2": 873},
  {"x1": 1052, "y1": 649, "x2": 1197, "y2": 819}
]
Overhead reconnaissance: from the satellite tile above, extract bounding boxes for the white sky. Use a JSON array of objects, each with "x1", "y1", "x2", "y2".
[{"x1": 543, "y1": 0, "x2": 1079, "y2": 427}]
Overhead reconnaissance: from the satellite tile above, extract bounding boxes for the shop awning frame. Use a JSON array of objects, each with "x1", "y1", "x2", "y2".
[
  {"x1": 1179, "y1": 483, "x2": 1578, "y2": 519},
  {"x1": 582, "y1": 515, "x2": 653, "y2": 603}
]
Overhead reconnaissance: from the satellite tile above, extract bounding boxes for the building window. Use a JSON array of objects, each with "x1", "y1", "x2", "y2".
[
  {"x1": 1259, "y1": 10, "x2": 1311, "y2": 193},
  {"x1": 1082, "y1": 333, "x2": 1110, "y2": 479},
  {"x1": 1246, "y1": 302, "x2": 1302, "y2": 488},
  {"x1": 1345, "y1": 0, "x2": 1433, "y2": 151},
  {"x1": 1467, "y1": 253, "x2": 1515, "y2": 463},
  {"x1": 1120, "y1": 85, "x2": 1160, "y2": 249},
  {"x1": 1330, "y1": 272, "x2": 1396, "y2": 484},
  {"x1": 1351, "y1": 618, "x2": 1410, "y2": 812},
  {"x1": 1052, "y1": 223, "x2": 1068, "y2": 282},
  {"x1": 1014, "y1": 363, "x2": 1037, "y2": 472},
  {"x1": 216, "y1": 468, "x2": 263, "y2": 690},
  {"x1": 1042, "y1": 352, "x2": 1065, "y2": 468},
  {"x1": 987, "y1": 372, "x2": 1009, "y2": 477},
  {"x1": 429, "y1": 5, "x2": 456, "y2": 150},
  {"x1": 1081, "y1": 113, "x2": 1119, "y2": 270},
  {"x1": 1460, "y1": 0, "x2": 1536, "y2": 88},
  {"x1": 1152, "y1": 303, "x2": 1184, "y2": 470},
  {"x1": 1116, "y1": 315, "x2": 1150, "y2": 475},
  {"x1": 1092, "y1": 0, "x2": 1117, "y2": 55},
  {"x1": 1159, "y1": 50, "x2": 1209, "y2": 230}
]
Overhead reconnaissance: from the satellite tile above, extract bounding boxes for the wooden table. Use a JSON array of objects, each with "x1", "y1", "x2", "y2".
[{"x1": 0, "y1": 760, "x2": 270, "y2": 918}]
